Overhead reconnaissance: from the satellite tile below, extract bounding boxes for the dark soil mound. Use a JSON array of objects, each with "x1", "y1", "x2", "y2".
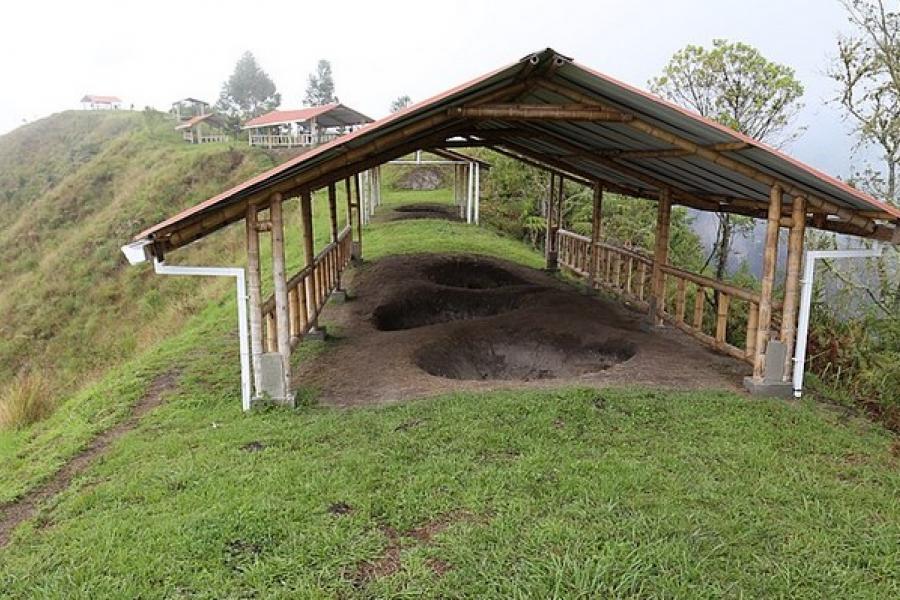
[
  {"x1": 396, "y1": 167, "x2": 445, "y2": 190},
  {"x1": 387, "y1": 203, "x2": 460, "y2": 221},
  {"x1": 424, "y1": 258, "x2": 526, "y2": 289},
  {"x1": 415, "y1": 331, "x2": 635, "y2": 381},
  {"x1": 372, "y1": 288, "x2": 525, "y2": 331}
]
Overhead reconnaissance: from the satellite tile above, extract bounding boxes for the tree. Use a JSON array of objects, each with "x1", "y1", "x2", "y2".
[
  {"x1": 217, "y1": 51, "x2": 281, "y2": 126},
  {"x1": 304, "y1": 60, "x2": 337, "y2": 106},
  {"x1": 650, "y1": 40, "x2": 805, "y2": 280},
  {"x1": 390, "y1": 95, "x2": 412, "y2": 113},
  {"x1": 829, "y1": 0, "x2": 900, "y2": 206}
]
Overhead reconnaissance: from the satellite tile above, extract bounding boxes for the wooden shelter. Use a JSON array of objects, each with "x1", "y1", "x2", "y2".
[
  {"x1": 175, "y1": 113, "x2": 230, "y2": 144},
  {"x1": 81, "y1": 95, "x2": 121, "y2": 110},
  {"x1": 171, "y1": 97, "x2": 210, "y2": 121},
  {"x1": 389, "y1": 149, "x2": 491, "y2": 223},
  {"x1": 126, "y1": 48, "x2": 900, "y2": 408},
  {"x1": 243, "y1": 104, "x2": 373, "y2": 148}
]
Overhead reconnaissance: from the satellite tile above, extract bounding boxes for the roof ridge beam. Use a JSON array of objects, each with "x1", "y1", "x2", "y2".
[{"x1": 453, "y1": 104, "x2": 633, "y2": 121}]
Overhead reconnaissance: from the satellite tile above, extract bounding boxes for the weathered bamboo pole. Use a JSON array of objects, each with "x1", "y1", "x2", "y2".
[
  {"x1": 588, "y1": 182, "x2": 603, "y2": 289},
  {"x1": 300, "y1": 189, "x2": 317, "y2": 330},
  {"x1": 269, "y1": 193, "x2": 292, "y2": 403},
  {"x1": 353, "y1": 173, "x2": 363, "y2": 260},
  {"x1": 715, "y1": 292, "x2": 731, "y2": 350},
  {"x1": 693, "y1": 286, "x2": 705, "y2": 330},
  {"x1": 245, "y1": 202, "x2": 264, "y2": 396},
  {"x1": 753, "y1": 185, "x2": 784, "y2": 379},
  {"x1": 328, "y1": 182, "x2": 339, "y2": 242},
  {"x1": 650, "y1": 188, "x2": 672, "y2": 326},
  {"x1": 746, "y1": 303, "x2": 759, "y2": 358},
  {"x1": 675, "y1": 278, "x2": 687, "y2": 323},
  {"x1": 780, "y1": 195, "x2": 807, "y2": 379},
  {"x1": 545, "y1": 173, "x2": 558, "y2": 270}
]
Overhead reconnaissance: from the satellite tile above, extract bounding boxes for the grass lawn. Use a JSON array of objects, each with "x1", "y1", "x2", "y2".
[{"x1": 2, "y1": 187, "x2": 899, "y2": 598}]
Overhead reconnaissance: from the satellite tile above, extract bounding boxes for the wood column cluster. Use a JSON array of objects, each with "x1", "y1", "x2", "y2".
[
  {"x1": 545, "y1": 173, "x2": 565, "y2": 270},
  {"x1": 588, "y1": 182, "x2": 603, "y2": 288},
  {"x1": 649, "y1": 187, "x2": 672, "y2": 326}
]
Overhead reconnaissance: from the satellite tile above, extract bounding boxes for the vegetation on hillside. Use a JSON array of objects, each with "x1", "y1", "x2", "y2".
[{"x1": 0, "y1": 110, "x2": 280, "y2": 427}]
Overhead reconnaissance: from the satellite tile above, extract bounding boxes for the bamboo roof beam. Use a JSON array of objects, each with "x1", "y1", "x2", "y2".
[
  {"x1": 534, "y1": 78, "x2": 880, "y2": 234},
  {"x1": 453, "y1": 104, "x2": 634, "y2": 121}
]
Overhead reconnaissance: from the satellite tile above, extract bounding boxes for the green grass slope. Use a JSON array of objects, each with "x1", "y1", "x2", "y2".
[
  {"x1": 0, "y1": 110, "x2": 278, "y2": 384},
  {"x1": 0, "y1": 129, "x2": 897, "y2": 597}
]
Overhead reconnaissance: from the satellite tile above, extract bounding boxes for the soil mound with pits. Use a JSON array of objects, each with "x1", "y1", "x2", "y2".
[
  {"x1": 423, "y1": 258, "x2": 526, "y2": 289},
  {"x1": 415, "y1": 331, "x2": 636, "y2": 381},
  {"x1": 372, "y1": 287, "x2": 528, "y2": 331}
]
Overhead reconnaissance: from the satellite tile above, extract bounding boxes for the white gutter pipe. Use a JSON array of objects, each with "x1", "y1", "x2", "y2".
[{"x1": 792, "y1": 243, "x2": 883, "y2": 399}]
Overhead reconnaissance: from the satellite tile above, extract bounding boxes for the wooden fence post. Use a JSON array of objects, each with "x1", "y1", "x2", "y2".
[
  {"x1": 300, "y1": 189, "x2": 317, "y2": 330},
  {"x1": 753, "y1": 184, "x2": 783, "y2": 380},
  {"x1": 649, "y1": 187, "x2": 672, "y2": 326},
  {"x1": 780, "y1": 194, "x2": 807, "y2": 380},
  {"x1": 245, "y1": 202, "x2": 264, "y2": 397},
  {"x1": 588, "y1": 182, "x2": 603, "y2": 289}
]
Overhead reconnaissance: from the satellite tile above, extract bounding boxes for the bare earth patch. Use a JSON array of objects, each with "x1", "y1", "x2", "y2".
[
  {"x1": 0, "y1": 373, "x2": 177, "y2": 547},
  {"x1": 296, "y1": 253, "x2": 749, "y2": 406}
]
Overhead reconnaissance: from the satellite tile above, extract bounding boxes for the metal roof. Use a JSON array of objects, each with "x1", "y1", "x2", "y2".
[
  {"x1": 134, "y1": 48, "x2": 899, "y2": 254},
  {"x1": 242, "y1": 104, "x2": 373, "y2": 129},
  {"x1": 174, "y1": 113, "x2": 226, "y2": 130}
]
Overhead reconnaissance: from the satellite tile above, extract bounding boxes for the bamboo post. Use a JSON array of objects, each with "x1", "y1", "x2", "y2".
[
  {"x1": 753, "y1": 185, "x2": 784, "y2": 379},
  {"x1": 650, "y1": 187, "x2": 672, "y2": 326},
  {"x1": 269, "y1": 193, "x2": 292, "y2": 403},
  {"x1": 715, "y1": 291, "x2": 730, "y2": 350},
  {"x1": 588, "y1": 182, "x2": 603, "y2": 288},
  {"x1": 746, "y1": 302, "x2": 759, "y2": 358},
  {"x1": 675, "y1": 278, "x2": 687, "y2": 323},
  {"x1": 693, "y1": 285, "x2": 705, "y2": 330},
  {"x1": 289, "y1": 288, "x2": 300, "y2": 342},
  {"x1": 328, "y1": 182, "x2": 339, "y2": 244},
  {"x1": 545, "y1": 173, "x2": 558, "y2": 271},
  {"x1": 300, "y1": 189, "x2": 318, "y2": 330},
  {"x1": 353, "y1": 173, "x2": 363, "y2": 260},
  {"x1": 637, "y1": 261, "x2": 646, "y2": 300},
  {"x1": 780, "y1": 195, "x2": 807, "y2": 379},
  {"x1": 245, "y1": 202, "x2": 264, "y2": 396}
]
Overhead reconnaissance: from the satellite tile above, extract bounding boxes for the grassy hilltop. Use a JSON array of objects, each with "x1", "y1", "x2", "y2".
[{"x1": 0, "y1": 114, "x2": 898, "y2": 598}]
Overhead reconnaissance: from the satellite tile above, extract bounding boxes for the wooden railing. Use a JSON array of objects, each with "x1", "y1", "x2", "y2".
[
  {"x1": 261, "y1": 226, "x2": 352, "y2": 351},
  {"x1": 558, "y1": 229, "x2": 763, "y2": 365},
  {"x1": 248, "y1": 132, "x2": 340, "y2": 148}
]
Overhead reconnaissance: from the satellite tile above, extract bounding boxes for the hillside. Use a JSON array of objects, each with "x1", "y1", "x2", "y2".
[
  {"x1": 0, "y1": 114, "x2": 898, "y2": 597},
  {"x1": 0, "y1": 110, "x2": 278, "y2": 386}
]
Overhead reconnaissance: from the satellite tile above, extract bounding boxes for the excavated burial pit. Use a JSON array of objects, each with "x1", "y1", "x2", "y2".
[
  {"x1": 372, "y1": 288, "x2": 525, "y2": 331},
  {"x1": 423, "y1": 259, "x2": 527, "y2": 289},
  {"x1": 388, "y1": 203, "x2": 460, "y2": 221},
  {"x1": 415, "y1": 331, "x2": 636, "y2": 381}
]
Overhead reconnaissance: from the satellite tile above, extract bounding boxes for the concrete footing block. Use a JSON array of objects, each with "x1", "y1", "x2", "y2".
[
  {"x1": 743, "y1": 377, "x2": 794, "y2": 399},
  {"x1": 257, "y1": 353, "x2": 295, "y2": 407},
  {"x1": 545, "y1": 252, "x2": 559, "y2": 273},
  {"x1": 305, "y1": 326, "x2": 327, "y2": 341},
  {"x1": 330, "y1": 290, "x2": 348, "y2": 304}
]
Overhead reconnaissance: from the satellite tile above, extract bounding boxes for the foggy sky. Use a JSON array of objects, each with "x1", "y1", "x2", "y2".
[{"x1": 0, "y1": 0, "x2": 874, "y2": 178}]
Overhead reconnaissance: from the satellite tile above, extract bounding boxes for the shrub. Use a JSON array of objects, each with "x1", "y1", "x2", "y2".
[{"x1": 0, "y1": 372, "x2": 56, "y2": 429}]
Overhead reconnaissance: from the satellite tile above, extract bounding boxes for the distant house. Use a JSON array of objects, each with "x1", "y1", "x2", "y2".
[
  {"x1": 81, "y1": 95, "x2": 122, "y2": 110},
  {"x1": 243, "y1": 103, "x2": 372, "y2": 148},
  {"x1": 171, "y1": 98, "x2": 210, "y2": 121},
  {"x1": 175, "y1": 113, "x2": 230, "y2": 144}
]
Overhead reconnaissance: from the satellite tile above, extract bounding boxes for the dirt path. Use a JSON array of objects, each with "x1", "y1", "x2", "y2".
[
  {"x1": 0, "y1": 373, "x2": 176, "y2": 548},
  {"x1": 298, "y1": 254, "x2": 749, "y2": 406}
]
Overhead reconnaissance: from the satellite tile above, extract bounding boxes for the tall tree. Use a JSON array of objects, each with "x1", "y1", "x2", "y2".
[
  {"x1": 829, "y1": 0, "x2": 900, "y2": 206},
  {"x1": 390, "y1": 95, "x2": 412, "y2": 113},
  {"x1": 217, "y1": 51, "x2": 281, "y2": 126},
  {"x1": 304, "y1": 60, "x2": 337, "y2": 106},
  {"x1": 650, "y1": 40, "x2": 805, "y2": 280}
]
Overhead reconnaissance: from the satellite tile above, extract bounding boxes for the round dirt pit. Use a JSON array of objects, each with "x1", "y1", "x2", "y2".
[
  {"x1": 386, "y1": 203, "x2": 461, "y2": 221},
  {"x1": 423, "y1": 258, "x2": 527, "y2": 289},
  {"x1": 415, "y1": 330, "x2": 636, "y2": 381},
  {"x1": 372, "y1": 287, "x2": 526, "y2": 331}
]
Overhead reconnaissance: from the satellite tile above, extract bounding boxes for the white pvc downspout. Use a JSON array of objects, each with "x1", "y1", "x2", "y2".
[
  {"x1": 152, "y1": 259, "x2": 253, "y2": 411},
  {"x1": 792, "y1": 244, "x2": 883, "y2": 399}
]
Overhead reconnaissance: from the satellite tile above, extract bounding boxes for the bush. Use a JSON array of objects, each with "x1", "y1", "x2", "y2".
[{"x1": 0, "y1": 372, "x2": 56, "y2": 429}]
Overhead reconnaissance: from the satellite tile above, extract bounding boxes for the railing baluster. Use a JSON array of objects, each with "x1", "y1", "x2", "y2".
[
  {"x1": 746, "y1": 302, "x2": 759, "y2": 358},
  {"x1": 715, "y1": 292, "x2": 730, "y2": 349},
  {"x1": 676, "y1": 278, "x2": 687, "y2": 323},
  {"x1": 693, "y1": 285, "x2": 705, "y2": 331}
]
